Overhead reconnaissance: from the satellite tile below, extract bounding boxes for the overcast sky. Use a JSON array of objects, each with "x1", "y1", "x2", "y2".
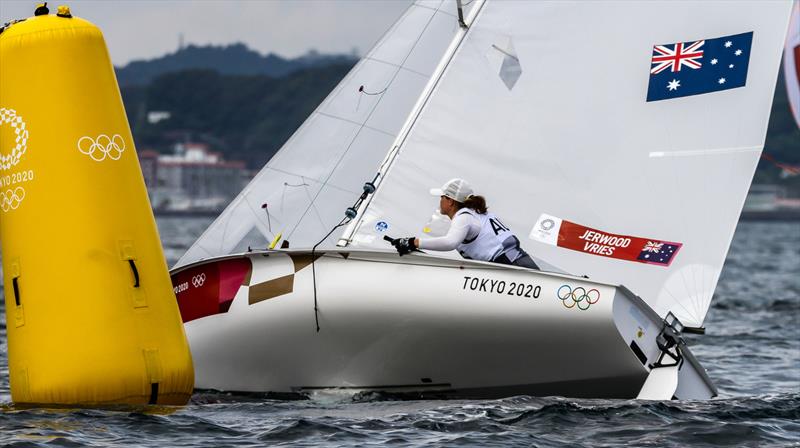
[{"x1": 0, "y1": 0, "x2": 412, "y2": 65}]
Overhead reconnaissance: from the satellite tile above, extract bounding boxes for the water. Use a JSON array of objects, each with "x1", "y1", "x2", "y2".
[{"x1": 1, "y1": 219, "x2": 798, "y2": 447}]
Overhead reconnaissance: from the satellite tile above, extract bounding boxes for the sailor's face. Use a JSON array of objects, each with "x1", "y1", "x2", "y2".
[{"x1": 440, "y1": 196, "x2": 454, "y2": 215}]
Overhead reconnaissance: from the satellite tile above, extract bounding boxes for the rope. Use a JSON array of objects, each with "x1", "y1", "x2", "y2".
[{"x1": 761, "y1": 153, "x2": 800, "y2": 176}]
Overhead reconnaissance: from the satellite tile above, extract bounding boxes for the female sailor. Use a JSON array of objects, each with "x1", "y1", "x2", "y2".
[{"x1": 390, "y1": 178, "x2": 539, "y2": 269}]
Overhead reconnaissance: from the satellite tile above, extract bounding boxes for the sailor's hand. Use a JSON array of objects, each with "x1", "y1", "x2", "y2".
[{"x1": 394, "y1": 237, "x2": 416, "y2": 256}]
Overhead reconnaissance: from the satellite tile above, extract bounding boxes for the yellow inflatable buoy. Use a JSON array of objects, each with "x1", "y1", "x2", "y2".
[{"x1": 0, "y1": 7, "x2": 193, "y2": 405}]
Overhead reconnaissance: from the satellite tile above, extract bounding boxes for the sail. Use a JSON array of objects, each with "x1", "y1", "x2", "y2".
[
  {"x1": 785, "y1": 1, "x2": 800, "y2": 129},
  {"x1": 176, "y1": 0, "x2": 477, "y2": 268},
  {"x1": 342, "y1": 0, "x2": 793, "y2": 328}
]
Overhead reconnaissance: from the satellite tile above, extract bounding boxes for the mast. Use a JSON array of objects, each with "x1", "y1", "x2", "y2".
[{"x1": 338, "y1": 0, "x2": 487, "y2": 246}]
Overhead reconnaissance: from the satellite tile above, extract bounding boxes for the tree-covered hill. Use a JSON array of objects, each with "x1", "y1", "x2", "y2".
[
  {"x1": 121, "y1": 63, "x2": 354, "y2": 169},
  {"x1": 116, "y1": 43, "x2": 355, "y2": 86}
]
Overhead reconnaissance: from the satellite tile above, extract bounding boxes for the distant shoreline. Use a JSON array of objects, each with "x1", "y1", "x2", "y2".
[
  {"x1": 739, "y1": 210, "x2": 800, "y2": 222},
  {"x1": 153, "y1": 209, "x2": 220, "y2": 218}
]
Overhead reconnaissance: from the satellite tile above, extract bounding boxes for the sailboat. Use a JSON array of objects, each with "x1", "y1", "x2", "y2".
[{"x1": 170, "y1": 0, "x2": 793, "y2": 400}]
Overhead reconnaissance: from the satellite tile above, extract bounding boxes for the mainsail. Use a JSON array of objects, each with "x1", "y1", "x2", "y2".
[
  {"x1": 176, "y1": 0, "x2": 477, "y2": 268},
  {"x1": 340, "y1": 0, "x2": 793, "y2": 328}
]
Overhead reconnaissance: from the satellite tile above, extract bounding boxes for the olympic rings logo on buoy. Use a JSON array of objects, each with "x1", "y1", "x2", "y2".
[
  {"x1": 0, "y1": 186, "x2": 26, "y2": 212},
  {"x1": 557, "y1": 285, "x2": 600, "y2": 311},
  {"x1": 192, "y1": 273, "x2": 207, "y2": 288},
  {"x1": 78, "y1": 134, "x2": 125, "y2": 162},
  {"x1": 0, "y1": 108, "x2": 29, "y2": 171}
]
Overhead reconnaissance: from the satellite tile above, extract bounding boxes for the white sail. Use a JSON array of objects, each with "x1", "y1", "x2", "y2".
[
  {"x1": 342, "y1": 0, "x2": 793, "y2": 328},
  {"x1": 176, "y1": 0, "x2": 476, "y2": 268},
  {"x1": 785, "y1": 1, "x2": 800, "y2": 129}
]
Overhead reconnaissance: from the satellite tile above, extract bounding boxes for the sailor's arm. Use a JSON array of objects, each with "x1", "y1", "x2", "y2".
[{"x1": 415, "y1": 214, "x2": 471, "y2": 251}]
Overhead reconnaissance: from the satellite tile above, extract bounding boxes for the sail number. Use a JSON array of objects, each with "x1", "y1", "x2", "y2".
[
  {"x1": 462, "y1": 275, "x2": 541, "y2": 299},
  {"x1": 0, "y1": 170, "x2": 34, "y2": 187}
]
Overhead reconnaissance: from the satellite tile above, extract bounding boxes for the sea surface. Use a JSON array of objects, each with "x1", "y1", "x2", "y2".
[{"x1": 1, "y1": 218, "x2": 798, "y2": 447}]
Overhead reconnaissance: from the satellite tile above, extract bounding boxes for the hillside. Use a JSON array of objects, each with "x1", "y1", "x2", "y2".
[
  {"x1": 121, "y1": 63, "x2": 354, "y2": 169},
  {"x1": 116, "y1": 43, "x2": 355, "y2": 86}
]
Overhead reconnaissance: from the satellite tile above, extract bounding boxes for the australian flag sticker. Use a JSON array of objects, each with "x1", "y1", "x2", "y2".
[{"x1": 646, "y1": 32, "x2": 753, "y2": 102}]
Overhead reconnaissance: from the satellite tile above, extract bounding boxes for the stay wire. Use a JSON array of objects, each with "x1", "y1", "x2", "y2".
[
  {"x1": 311, "y1": 217, "x2": 349, "y2": 332},
  {"x1": 310, "y1": 172, "x2": 380, "y2": 332}
]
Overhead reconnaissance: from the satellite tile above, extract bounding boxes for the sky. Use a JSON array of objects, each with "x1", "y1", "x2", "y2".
[{"x1": 0, "y1": 0, "x2": 412, "y2": 65}]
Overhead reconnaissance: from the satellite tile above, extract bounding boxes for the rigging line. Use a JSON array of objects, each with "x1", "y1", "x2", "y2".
[
  {"x1": 280, "y1": 182, "x2": 287, "y2": 215},
  {"x1": 285, "y1": 7, "x2": 444, "y2": 243},
  {"x1": 361, "y1": 57, "x2": 430, "y2": 78},
  {"x1": 244, "y1": 194, "x2": 277, "y2": 241},
  {"x1": 359, "y1": 85, "x2": 388, "y2": 96},
  {"x1": 314, "y1": 111, "x2": 395, "y2": 137},
  {"x1": 362, "y1": 2, "x2": 420, "y2": 61},
  {"x1": 761, "y1": 153, "x2": 800, "y2": 175},
  {"x1": 311, "y1": 218, "x2": 349, "y2": 333},
  {"x1": 415, "y1": 0, "x2": 470, "y2": 19},
  {"x1": 413, "y1": 1, "x2": 443, "y2": 13},
  {"x1": 491, "y1": 44, "x2": 519, "y2": 61},
  {"x1": 302, "y1": 176, "x2": 329, "y2": 234},
  {"x1": 309, "y1": 173, "x2": 379, "y2": 331},
  {"x1": 262, "y1": 203, "x2": 272, "y2": 233},
  {"x1": 264, "y1": 166, "x2": 358, "y2": 194},
  {"x1": 214, "y1": 195, "x2": 246, "y2": 255}
]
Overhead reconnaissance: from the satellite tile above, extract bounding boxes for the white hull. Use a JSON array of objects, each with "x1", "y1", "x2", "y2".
[{"x1": 171, "y1": 250, "x2": 715, "y2": 399}]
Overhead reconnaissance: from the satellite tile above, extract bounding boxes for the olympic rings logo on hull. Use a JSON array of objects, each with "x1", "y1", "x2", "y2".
[
  {"x1": 0, "y1": 108, "x2": 29, "y2": 171},
  {"x1": 192, "y1": 273, "x2": 207, "y2": 288},
  {"x1": 78, "y1": 134, "x2": 125, "y2": 162},
  {"x1": 557, "y1": 285, "x2": 600, "y2": 311},
  {"x1": 0, "y1": 186, "x2": 25, "y2": 212}
]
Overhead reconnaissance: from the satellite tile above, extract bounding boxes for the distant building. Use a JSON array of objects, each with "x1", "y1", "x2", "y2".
[
  {"x1": 139, "y1": 150, "x2": 159, "y2": 189},
  {"x1": 744, "y1": 184, "x2": 787, "y2": 212},
  {"x1": 139, "y1": 143, "x2": 247, "y2": 212},
  {"x1": 146, "y1": 111, "x2": 171, "y2": 124}
]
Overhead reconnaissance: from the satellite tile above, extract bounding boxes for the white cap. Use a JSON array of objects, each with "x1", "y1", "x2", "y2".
[{"x1": 430, "y1": 178, "x2": 473, "y2": 203}]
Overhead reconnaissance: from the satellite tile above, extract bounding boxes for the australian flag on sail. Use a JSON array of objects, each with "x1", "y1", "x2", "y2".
[
  {"x1": 646, "y1": 32, "x2": 753, "y2": 102},
  {"x1": 636, "y1": 241, "x2": 680, "y2": 266}
]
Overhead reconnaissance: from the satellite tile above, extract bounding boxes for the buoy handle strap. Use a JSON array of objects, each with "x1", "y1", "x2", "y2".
[
  {"x1": 128, "y1": 259, "x2": 140, "y2": 288},
  {"x1": 12, "y1": 277, "x2": 21, "y2": 307}
]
